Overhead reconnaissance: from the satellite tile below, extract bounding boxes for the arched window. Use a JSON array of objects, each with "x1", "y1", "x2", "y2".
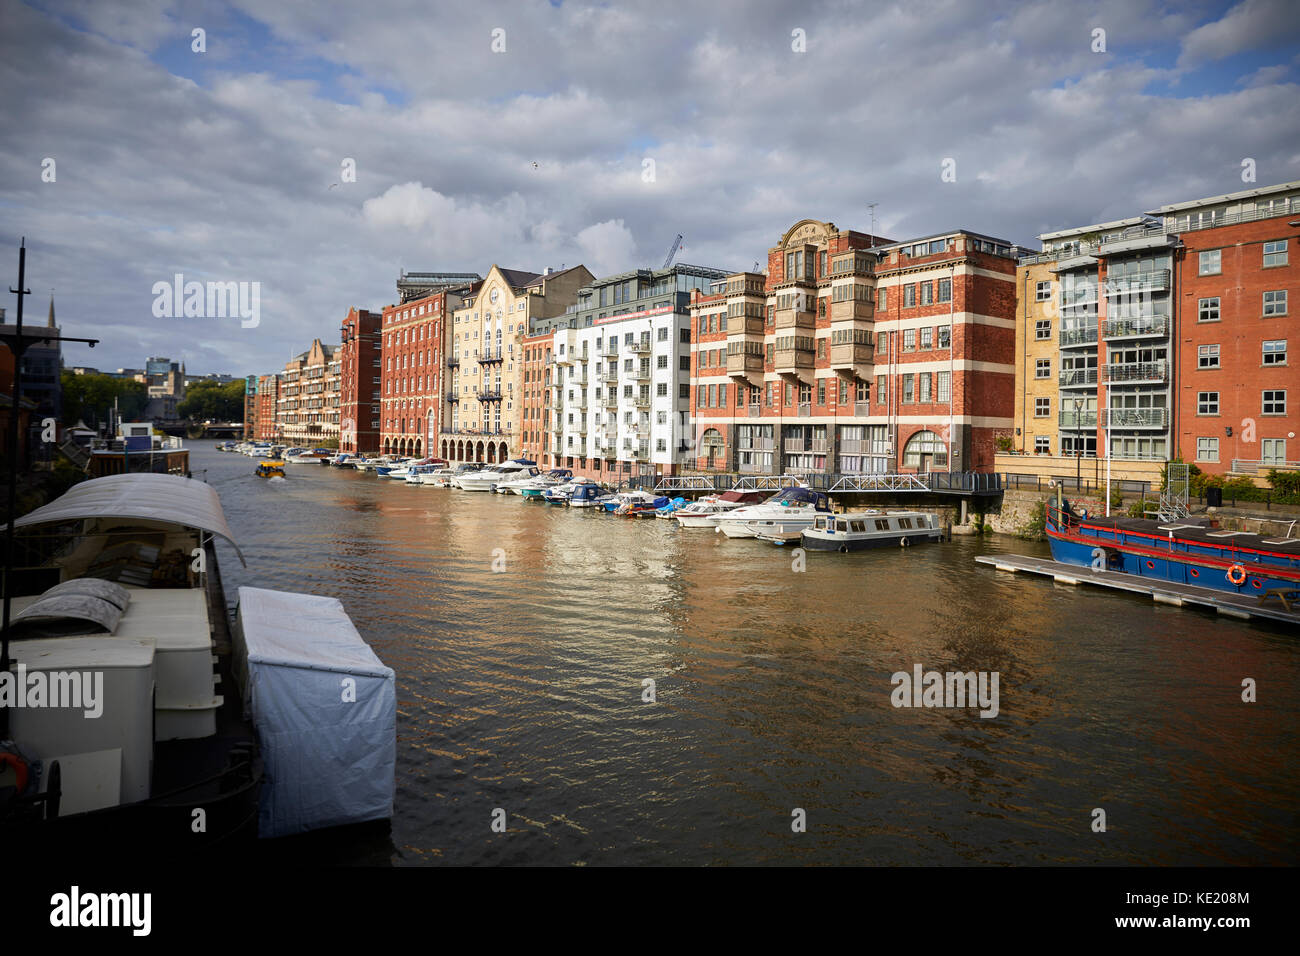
[
  {"x1": 700, "y1": 427, "x2": 724, "y2": 466},
  {"x1": 903, "y1": 430, "x2": 948, "y2": 470}
]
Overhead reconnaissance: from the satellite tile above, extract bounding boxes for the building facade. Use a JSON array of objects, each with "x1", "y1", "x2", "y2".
[
  {"x1": 440, "y1": 264, "x2": 592, "y2": 464},
  {"x1": 339, "y1": 307, "x2": 382, "y2": 455},
  {"x1": 255, "y1": 374, "x2": 280, "y2": 440},
  {"x1": 526, "y1": 263, "x2": 727, "y2": 478},
  {"x1": 278, "y1": 339, "x2": 339, "y2": 446},
  {"x1": 243, "y1": 374, "x2": 257, "y2": 438}
]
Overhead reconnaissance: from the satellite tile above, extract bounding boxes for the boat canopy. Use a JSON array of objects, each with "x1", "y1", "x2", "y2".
[
  {"x1": 10, "y1": 472, "x2": 246, "y2": 566},
  {"x1": 766, "y1": 486, "x2": 829, "y2": 508}
]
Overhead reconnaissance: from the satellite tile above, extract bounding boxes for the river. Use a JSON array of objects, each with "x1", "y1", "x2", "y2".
[{"x1": 195, "y1": 442, "x2": 1298, "y2": 866}]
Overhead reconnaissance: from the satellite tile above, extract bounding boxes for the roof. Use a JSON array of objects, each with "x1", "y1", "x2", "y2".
[
  {"x1": 11, "y1": 472, "x2": 245, "y2": 565},
  {"x1": 1038, "y1": 217, "x2": 1148, "y2": 241},
  {"x1": 1146, "y1": 179, "x2": 1300, "y2": 215},
  {"x1": 523, "y1": 264, "x2": 589, "y2": 289},
  {"x1": 496, "y1": 267, "x2": 543, "y2": 290}
]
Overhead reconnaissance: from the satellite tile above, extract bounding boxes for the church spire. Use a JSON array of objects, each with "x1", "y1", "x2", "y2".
[{"x1": 47, "y1": 292, "x2": 55, "y2": 328}]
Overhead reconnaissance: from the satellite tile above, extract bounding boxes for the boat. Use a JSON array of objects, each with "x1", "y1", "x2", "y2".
[
  {"x1": 284, "y1": 448, "x2": 332, "y2": 465},
  {"x1": 516, "y1": 469, "x2": 572, "y2": 498},
  {"x1": 542, "y1": 477, "x2": 598, "y2": 504},
  {"x1": 673, "y1": 490, "x2": 768, "y2": 528},
  {"x1": 404, "y1": 463, "x2": 444, "y2": 484},
  {"x1": 416, "y1": 466, "x2": 455, "y2": 486},
  {"x1": 255, "y1": 460, "x2": 286, "y2": 478},
  {"x1": 1045, "y1": 490, "x2": 1300, "y2": 597},
  {"x1": 494, "y1": 466, "x2": 544, "y2": 494},
  {"x1": 800, "y1": 510, "x2": 943, "y2": 551},
  {"x1": 439, "y1": 462, "x2": 485, "y2": 487},
  {"x1": 386, "y1": 457, "x2": 441, "y2": 480},
  {"x1": 374, "y1": 458, "x2": 413, "y2": 477},
  {"x1": 456, "y1": 459, "x2": 537, "y2": 492},
  {"x1": 616, "y1": 492, "x2": 671, "y2": 517},
  {"x1": 568, "y1": 483, "x2": 618, "y2": 509},
  {"x1": 654, "y1": 496, "x2": 688, "y2": 518},
  {"x1": 713, "y1": 486, "x2": 832, "y2": 539}
]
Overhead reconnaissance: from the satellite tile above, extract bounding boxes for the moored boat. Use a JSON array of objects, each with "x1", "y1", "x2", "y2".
[
  {"x1": 800, "y1": 510, "x2": 943, "y2": 551},
  {"x1": 713, "y1": 486, "x2": 831, "y2": 539},
  {"x1": 673, "y1": 489, "x2": 767, "y2": 528}
]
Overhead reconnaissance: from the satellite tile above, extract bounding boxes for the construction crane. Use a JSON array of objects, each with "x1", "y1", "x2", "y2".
[{"x1": 662, "y1": 234, "x2": 683, "y2": 269}]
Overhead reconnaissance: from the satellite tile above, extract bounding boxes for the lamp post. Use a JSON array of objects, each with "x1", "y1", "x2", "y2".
[{"x1": 1073, "y1": 396, "x2": 1083, "y2": 491}]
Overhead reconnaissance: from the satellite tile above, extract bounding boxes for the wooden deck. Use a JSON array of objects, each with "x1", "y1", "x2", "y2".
[{"x1": 975, "y1": 554, "x2": 1300, "y2": 627}]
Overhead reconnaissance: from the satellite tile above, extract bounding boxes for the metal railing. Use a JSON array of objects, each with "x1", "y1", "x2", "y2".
[
  {"x1": 1231, "y1": 458, "x2": 1300, "y2": 473},
  {"x1": 1059, "y1": 368, "x2": 1098, "y2": 387},
  {"x1": 1169, "y1": 198, "x2": 1300, "y2": 233},
  {"x1": 1059, "y1": 327, "x2": 1098, "y2": 347},
  {"x1": 1103, "y1": 317, "x2": 1168, "y2": 339},
  {"x1": 1102, "y1": 361, "x2": 1166, "y2": 384},
  {"x1": 1106, "y1": 408, "x2": 1169, "y2": 428},
  {"x1": 1103, "y1": 270, "x2": 1170, "y2": 296},
  {"x1": 1058, "y1": 409, "x2": 1097, "y2": 428}
]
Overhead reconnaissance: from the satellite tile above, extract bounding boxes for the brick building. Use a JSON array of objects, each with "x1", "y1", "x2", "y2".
[
  {"x1": 254, "y1": 374, "x2": 280, "y2": 440},
  {"x1": 338, "y1": 307, "x2": 382, "y2": 455},
  {"x1": 690, "y1": 219, "x2": 1017, "y2": 475},
  {"x1": 278, "y1": 339, "x2": 339, "y2": 446}
]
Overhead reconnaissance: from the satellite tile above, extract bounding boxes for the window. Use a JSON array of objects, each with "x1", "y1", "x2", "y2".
[
  {"x1": 1035, "y1": 281, "x2": 1051, "y2": 302},
  {"x1": 1263, "y1": 290, "x2": 1287, "y2": 316},
  {"x1": 936, "y1": 371, "x2": 950, "y2": 403},
  {"x1": 1034, "y1": 436, "x2": 1051, "y2": 454},
  {"x1": 878, "y1": 289, "x2": 887, "y2": 311},
  {"x1": 920, "y1": 282, "x2": 933, "y2": 306},
  {"x1": 1034, "y1": 397, "x2": 1050, "y2": 417},
  {"x1": 938, "y1": 325, "x2": 951, "y2": 348},
  {"x1": 902, "y1": 430, "x2": 947, "y2": 468},
  {"x1": 1197, "y1": 391, "x2": 1219, "y2": 415},
  {"x1": 1263, "y1": 390, "x2": 1287, "y2": 415},
  {"x1": 1035, "y1": 319, "x2": 1051, "y2": 340},
  {"x1": 1197, "y1": 437, "x2": 1219, "y2": 462},
  {"x1": 1198, "y1": 250, "x2": 1221, "y2": 275},
  {"x1": 920, "y1": 326, "x2": 933, "y2": 349},
  {"x1": 1198, "y1": 345, "x2": 1220, "y2": 369},
  {"x1": 1198, "y1": 297, "x2": 1220, "y2": 323},
  {"x1": 1034, "y1": 359, "x2": 1051, "y2": 379},
  {"x1": 1263, "y1": 339, "x2": 1287, "y2": 365},
  {"x1": 918, "y1": 373, "x2": 930, "y2": 403},
  {"x1": 1263, "y1": 239, "x2": 1288, "y2": 267},
  {"x1": 904, "y1": 285, "x2": 915, "y2": 308},
  {"x1": 1263, "y1": 438, "x2": 1287, "y2": 465},
  {"x1": 902, "y1": 374, "x2": 914, "y2": 403},
  {"x1": 937, "y1": 278, "x2": 951, "y2": 303},
  {"x1": 657, "y1": 354, "x2": 668, "y2": 369},
  {"x1": 903, "y1": 329, "x2": 916, "y2": 351}
]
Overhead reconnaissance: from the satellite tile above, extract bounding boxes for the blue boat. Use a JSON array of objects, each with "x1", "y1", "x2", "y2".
[{"x1": 1046, "y1": 492, "x2": 1300, "y2": 598}]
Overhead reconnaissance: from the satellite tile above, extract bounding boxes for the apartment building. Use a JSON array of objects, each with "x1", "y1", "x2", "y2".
[
  {"x1": 338, "y1": 307, "x2": 382, "y2": 455},
  {"x1": 379, "y1": 286, "x2": 466, "y2": 457},
  {"x1": 254, "y1": 374, "x2": 280, "y2": 440},
  {"x1": 526, "y1": 263, "x2": 727, "y2": 478},
  {"x1": 691, "y1": 219, "x2": 1017, "y2": 475},
  {"x1": 441, "y1": 264, "x2": 592, "y2": 464},
  {"x1": 278, "y1": 339, "x2": 339, "y2": 446}
]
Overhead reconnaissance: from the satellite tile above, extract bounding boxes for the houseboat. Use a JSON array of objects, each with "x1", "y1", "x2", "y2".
[
  {"x1": 1046, "y1": 491, "x2": 1300, "y2": 597},
  {"x1": 801, "y1": 510, "x2": 943, "y2": 551}
]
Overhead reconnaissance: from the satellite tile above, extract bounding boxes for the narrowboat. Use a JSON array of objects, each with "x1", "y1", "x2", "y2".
[
  {"x1": 801, "y1": 510, "x2": 943, "y2": 551},
  {"x1": 1045, "y1": 491, "x2": 1300, "y2": 597}
]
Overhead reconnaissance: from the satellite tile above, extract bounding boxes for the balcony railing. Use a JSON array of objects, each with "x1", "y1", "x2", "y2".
[
  {"x1": 446, "y1": 391, "x2": 460, "y2": 403},
  {"x1": 1102, "y1": 361, "x2": 1167, "y2": 384},
  {"x1": 634, "y1": 396, "x2": 651, "y2": 408},
  {"x1": 1232, "y1": 457, "x2": 1300, "y2": 473},
  {"x1": 1103, "y1": 317, "x2": 1168, "y2": 340},
  {"x1": 480, "y1": 349, "x2": 504, "y2": 364},
  {"x1": 1059, "y1": 368, "x2": 1098, "y2": 387},
  {"x1": 1171, "y1": 198, "x2": 1300, "y2": 233},
  {"x1": 602, "y1": 372, "x2": 618, "y2": 385},
  {"x1": 855, "y1": 401, "x2": 871, "y2": 417},
  {"x1": 1103, "y1": 270, "x2": 1170, "y2": 297},
  {"x1": 747, "y1": 404, "x2": 761, "y2": 418},
  {"x1": 784, "y1": 438, "x2": 829, "y2": 454},
  {"x1": 603, "y1": 391, "x2": 620, "y2": 406},
  {"x1": 1106, "y1": 407, "x2": 1169, "y2": 428},
  {"x1": 797, "y1": 402, "x2": 811, "y2": 417},
  {"x1": 1059, "y1": 326, "x2": 1098, "y2": 347},
  {"x1": 479, "y1": 390, "x2": 504, "y2": 402},
  {"x1": 1058, "y1": 409, "x2": 1097, "y2": 428},
  {"x1": 446, "y1": 356, "x2": 460, "y2": 368},
  {"x1": 630, "y1": 340, "x2": 652, "y2": 354}
]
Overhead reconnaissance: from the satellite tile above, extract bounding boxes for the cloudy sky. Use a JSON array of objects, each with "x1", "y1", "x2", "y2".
[{"x1": 2, "y1": 0, "x2": 1298, "y2": 376}]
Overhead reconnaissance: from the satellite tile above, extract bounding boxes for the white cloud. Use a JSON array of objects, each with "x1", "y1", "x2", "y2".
[{"x1": 574, "y1": 219, "x2": 638, "y2": 277}]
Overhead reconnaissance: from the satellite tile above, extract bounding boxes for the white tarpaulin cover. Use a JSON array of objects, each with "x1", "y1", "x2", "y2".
[
  {"x1": 11, "y1": 472, "x2": 246, "y2": 565},
  {"x1": 233, "y1": 586, "x2": 395, "y2": 838}
]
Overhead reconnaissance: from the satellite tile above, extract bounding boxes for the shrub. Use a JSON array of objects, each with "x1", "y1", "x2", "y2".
[{"x1": 1268, "y1": 468, "x2": 1300, "y2": 497}]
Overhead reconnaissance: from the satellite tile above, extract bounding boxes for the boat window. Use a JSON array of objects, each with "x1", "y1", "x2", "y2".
[
  {"x1": 898, "y1": 518, "x2": 913, "y2": 529},
  {"x1": 875, "y1": 519, "x2": 889, "y2": 531},
  {"x1": 836, "y1": 520, "x2": 849, "y2": 531},
  {"x1": 850, "y1": 521, "x2": 866, "y2": 533}
]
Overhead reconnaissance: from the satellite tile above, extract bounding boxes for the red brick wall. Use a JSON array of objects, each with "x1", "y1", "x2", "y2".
[
  {"x1": 339, "y1": 307, "x2": 381, "y2": 454},
  {"x1": 380, "y1": 292, "x2": 447, "y2": 457}
]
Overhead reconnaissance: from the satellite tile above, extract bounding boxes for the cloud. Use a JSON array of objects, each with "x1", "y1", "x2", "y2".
[
  {"x1": 1178, "y1": 0, "x2": 1300, "y2": 68},
  {"x1": 574, "y1": 219, "x2": 638, "y2": 277}
]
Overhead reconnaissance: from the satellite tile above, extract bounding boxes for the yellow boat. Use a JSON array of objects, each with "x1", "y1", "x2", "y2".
[{"x1": 255, "y1": 460, "x2": 286, "y2": 478}]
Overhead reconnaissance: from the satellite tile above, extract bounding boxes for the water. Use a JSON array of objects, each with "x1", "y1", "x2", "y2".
[{"x1": 197, "y1": 443, "x2": 1299, "y2": 866}]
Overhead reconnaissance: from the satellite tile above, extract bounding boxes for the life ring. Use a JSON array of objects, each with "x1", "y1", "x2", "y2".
[
  {"x1": 900, "y1": 537, "x2": 910, "y2": 548},
  {"x1": 1226, "y1": 564, "x2": 1247, "y2": 586},
  {"x1": 0, "y1": 750, "x2": 30, "y2": 795},
  {"x1": 839, "y1": 545, "x2": 849, "y2": 554}
]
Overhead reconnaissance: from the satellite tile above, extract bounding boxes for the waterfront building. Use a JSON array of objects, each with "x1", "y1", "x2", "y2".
[
  {"x1": 1004, "y1": 179, "x2": 1299, "y2": 486},
  {"x1": 380, "y1": 284, "x2": 468, "y2": 458},
  {"x1": 1151, "y1": 181, "x2": 1299, "y2": 476},
  {"x1": 690, "y1": 220, "x2": 1017, "y2": 475},
  {"x1": 255, "y1": 374, "x2": 280, "y2": 441},
  {"x1": 525, "y1": 263, "x2": 728, "y2": 478},
  {"x1": 243, "y1": 374, "x2": 257, "y2": 438},
  {"x1": 519, "y1": 328, "x2": 551, "y2": 466},
  {"x1": 338, "y1": 307, "x2": 382, "y2": 455},
  {"x1": 440, "y1": 264, "x2": 592, "y2": 464},
  {"x1": 278, "y1": 339, "x2": 339, "y2": 446}
]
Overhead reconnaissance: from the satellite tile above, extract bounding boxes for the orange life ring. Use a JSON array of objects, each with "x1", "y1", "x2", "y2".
[
  {"x1": 0, "y1": 751, "x2": 29, "y2": 795},
  {"x1": 1226, "y1": 564, "x2": 1247, "y2": 586}
]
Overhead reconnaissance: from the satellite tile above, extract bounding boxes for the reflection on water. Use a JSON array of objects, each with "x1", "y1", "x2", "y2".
[{"x1": 199, "y1": 444, "x2": 1299, "y2": 866}]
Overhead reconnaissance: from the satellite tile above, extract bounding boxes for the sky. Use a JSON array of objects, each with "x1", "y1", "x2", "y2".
[{"x1": 1, "y1": 0, "x2": 1298, "y2": 377}]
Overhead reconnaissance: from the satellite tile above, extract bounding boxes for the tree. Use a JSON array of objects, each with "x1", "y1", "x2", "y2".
[
  {"x1": 178, "y1": 379, "x2": 245, "y2": 421},
  {"x1": 60, "y1": 372, "x2": 148, "y2": 426}
]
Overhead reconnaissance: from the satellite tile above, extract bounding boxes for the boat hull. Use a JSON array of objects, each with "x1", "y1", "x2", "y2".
[{"x1": 802, "y1": 530, "x2": 941, "y2": 551}]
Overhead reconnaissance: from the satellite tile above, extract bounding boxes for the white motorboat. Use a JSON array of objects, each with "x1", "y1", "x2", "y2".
[
  {"x1": 493, "y1": 465, "x2": 543, "y2": 494},
  {"x1": 800, "y1": 510, "x2": 943, "y2": 551},
  {"x1": 713, "y1": 486, "x2": 832, "y2": 539},
  {"x1": 673, "y1": 489, "x2": 769, "y2": 527},
  {"x1": 456, "y1": 459, "x2": 537, "y2": 492},
  {"x1": 516, "y1": 469, "x2": 573, "y2": 498},
  {"x1": 417, "y1": 466, "x2": 456, "y2": 485}
]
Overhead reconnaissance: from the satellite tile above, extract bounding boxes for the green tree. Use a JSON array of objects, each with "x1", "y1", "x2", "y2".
[
  {"x1": 60, "y1": 372, "x2": 148, "y2": 426},
  {"x1": 179, "y1": 379, "x2": 245, "y2": 421}
]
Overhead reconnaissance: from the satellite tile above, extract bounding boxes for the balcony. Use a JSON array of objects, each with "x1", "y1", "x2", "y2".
[
  {"x1": 554, "y1": 353, "x2": 573, "y2": 366},
  {"x1": 829, "y1": 342, "x2": 875, "y2": 370},
  {"x1": 636, "y1": 445, "x2": 650, "y2": 461},
  {"x1": 1103, "y1": 270, "x2": 1170, "y2": 297},
  {"x1": 1106, "y1": 407, "x2": 1169, "y2": 428},
  {"x1": 479, "y1": 390, "x2": 504, "y2": 402},
  {"x1": 603, "y1": 391, "x2": 620, "y2": 406},
  {"x1": 1059, "y1": 326, "x2": 1098, "y2": 348},
  {"x1": 774, "y1": 347, "x2": 814, "y2": 375},
  {"x1": 829, "y1": 299, "x2": 874, "y2": 322},
  {"x1": 1103, "y1": 317, "x2": 1168, "y2": 340},
  {"x1": 1058, "y1": 408, "x2": 1097, "y2": 429},
  {"x1": 1059, "y1": 368, "x2": 1098, "y2": 388},
  {"x1": 854, "y1": 401, "x2": 871, "y2": 417},
  {"x1": 1102, "y1": 361, "x2": 1167, "y2": 385},
  {"x1": 728, "y1": 315, "x2": 765, "y2": 336},
  {"x1": 446, "y1": 391, "x2": 460, "y2": 403},
  {"x1": 774, "y1": 308, "x2": 815, "y2": 331},
  {"x1": 727, "y1": 352, "x2": 763, "y2": 377},
  {"x1": 630, "y1": 339, "x2": 652, "y2": 354},
  {"x1": 481, "y1": 349, "x2": 504, "y2": 364},
  {"x1": 601, "y1": 344, "x2": 619, "y2": 358},
  {"x1": 797, "y1": 403, "x2": 811, "y2": 417},
  {"x1": 635, "y1": 366, "x2": 652, "y2": 381},
  {"x1": 784, "y1": 438, "x2": 829, "y2": 454},
  {"x1": 747, "y1": 404, "x2": 762, "y2": 418},
  {"x1": 446, "y1": 356, "x2": 460, "y2": 368},
  {"x1": 634, "y1": 395, "x2": 651, "y2": 408},
  {"x1": 601, "y1": 371, "x2": 618, "y2": 385}
]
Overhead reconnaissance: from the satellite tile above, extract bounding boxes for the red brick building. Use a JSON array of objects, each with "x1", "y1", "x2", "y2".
[
  {"x1": 338, "y1": 307, "x2": 382, "y2": 454},
  {"x1": 380, "y1": 286, "x2": 467, "y2": 457},
  {"x1": 689, "y1": 219, "x2": 1017, "y2": 475},
  {"x1": 254, "y1": 374, "x2": 280, "y2": 440},
  {"x1": 520, "y1": 330, "x2": 551, "y2": 466},
  {"x1": 1152, "y1": 181, "x2": 1299, "y2": 475}
]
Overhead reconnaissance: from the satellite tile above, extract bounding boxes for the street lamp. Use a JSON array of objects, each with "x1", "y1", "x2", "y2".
[{"x1": 1073, "y1": 396, "x2": 1083, "y2": 491}]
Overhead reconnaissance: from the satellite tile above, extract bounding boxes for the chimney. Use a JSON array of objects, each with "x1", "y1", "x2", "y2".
[{"x1": 544, "y1": 266, "x2": 553, "y2": 275}]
